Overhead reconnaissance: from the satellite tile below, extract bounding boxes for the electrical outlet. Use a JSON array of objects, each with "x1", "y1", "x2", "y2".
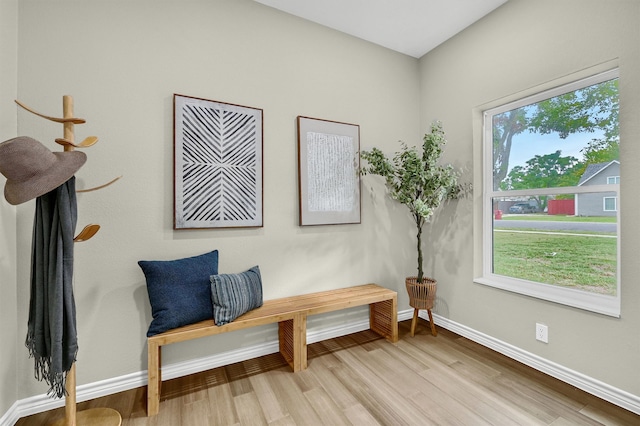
[{"x1": 536, "y1": 323, "x2": 548, "y2": 343}]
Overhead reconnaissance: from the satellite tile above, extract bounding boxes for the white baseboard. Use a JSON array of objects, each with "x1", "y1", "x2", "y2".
[
  {"x1": 3, "y1": 308, "x2": 638, "y2": 425},
  {"x1": 0, "y1": 405, "x2": 18, "y2": 426},
  {"x1": 3, "y1": 314, "x2": 388, "y2": 424},
  {"x1": 423, "y1": 311, "x2": 640, "y2": 416}
]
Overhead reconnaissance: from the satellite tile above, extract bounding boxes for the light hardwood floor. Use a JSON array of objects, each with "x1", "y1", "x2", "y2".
[{"x1": 16, "y1": 320, "x2": 640, "y2": 425}]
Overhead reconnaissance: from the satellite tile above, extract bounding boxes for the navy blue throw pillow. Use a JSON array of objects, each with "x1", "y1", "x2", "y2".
[
  {"x1": 210, "y1": 265, "x2": 263, "y2": 326},
  {"x1": 138, "y1": 250, "x2": 219, "y2": 336}
]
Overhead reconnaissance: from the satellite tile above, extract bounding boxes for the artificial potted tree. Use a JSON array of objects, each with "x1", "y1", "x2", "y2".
[{"x1": 360, "y1": 121, "x2": 463, "y2": 337}]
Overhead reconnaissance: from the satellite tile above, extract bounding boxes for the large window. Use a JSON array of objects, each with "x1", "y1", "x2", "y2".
[{"x1": 478, "y1": 69, "x2": 620, "y2": 317}]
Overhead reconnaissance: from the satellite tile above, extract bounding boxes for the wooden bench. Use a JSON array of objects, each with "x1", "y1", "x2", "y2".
[{"x1": 147, "y1": 283, "x2": 398, "y2": 416}]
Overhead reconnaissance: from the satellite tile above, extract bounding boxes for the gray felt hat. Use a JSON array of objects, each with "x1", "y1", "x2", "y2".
[{"x1": 0, "y1": 136, "x2": 86, "y2": 205}]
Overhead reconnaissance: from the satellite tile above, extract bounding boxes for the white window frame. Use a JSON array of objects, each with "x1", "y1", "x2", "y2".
[
  {"x1": 476, "y1": 68, "x2": 620, "y2": 317},
  {"x1": 603, "y1": 196, "x2": 617, "y2": 212},
  {"x1": 607, "y1": 176, "x2": 620, "y2": 184}
]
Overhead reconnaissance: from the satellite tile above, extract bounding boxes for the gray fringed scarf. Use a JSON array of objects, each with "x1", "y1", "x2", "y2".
[{"x1": 25, "y1": 177, "x2": 78, "y2": 398}]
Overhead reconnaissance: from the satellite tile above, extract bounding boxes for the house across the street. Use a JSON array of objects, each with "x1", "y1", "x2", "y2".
[{"x1": 575, "y1": 160, "x2": 620, "y2": 216}]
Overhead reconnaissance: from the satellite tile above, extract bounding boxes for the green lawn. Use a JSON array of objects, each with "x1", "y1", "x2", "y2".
[
  {"x1": 497, "y1": 228, "x2": 616, "y2": 236},
  {"x1": 501, "y1": 214, "x2": 616, "y2": 223},
  {"x1": 493, "y1": 231, "x2": 617, "y2": 295}
]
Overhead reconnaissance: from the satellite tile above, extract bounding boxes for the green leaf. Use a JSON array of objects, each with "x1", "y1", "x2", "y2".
[{"x1": 360, "y1": 121, "x2": 466, "y2": 280}]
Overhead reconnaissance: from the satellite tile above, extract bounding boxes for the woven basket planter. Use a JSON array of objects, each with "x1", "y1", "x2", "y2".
[
  {"x1": 406, "y1": 277, "x2": 438, "y2": 337},
  {"x1": 405, "y1": 277, "x2": 437, "y2": 310}
]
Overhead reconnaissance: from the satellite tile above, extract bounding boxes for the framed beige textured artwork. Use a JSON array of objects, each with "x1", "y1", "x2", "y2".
[{"x1": 297, "y1": 116, "x2": 361, "y2": 226}]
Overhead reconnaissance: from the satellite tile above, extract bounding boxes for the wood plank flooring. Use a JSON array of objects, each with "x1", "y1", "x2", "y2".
[{"x1": 16, "y1": 320, "x2": 640, "y2": 425}]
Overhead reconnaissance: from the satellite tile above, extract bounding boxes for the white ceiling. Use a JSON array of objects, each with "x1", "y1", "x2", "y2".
[{"x1": 253, "y1": 0, "x2": 508, "y2": 58}]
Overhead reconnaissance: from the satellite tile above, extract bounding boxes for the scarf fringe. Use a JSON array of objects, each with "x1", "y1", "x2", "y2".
[{"x1": 25, "y1": 331, "x2": 76, "y2": 399}]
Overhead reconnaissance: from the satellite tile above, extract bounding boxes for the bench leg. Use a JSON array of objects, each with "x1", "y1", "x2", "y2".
[
  {"x1": 278, "y1": 318, "x2": 294, "y2": 369},
  {"x1": 293, "y1": 313, "x2": 307, "y2": 371},
  {"x1": 147, "y1": 340, "x2": 161, "y2": 416},
  {"x1": 278, "y1": 313, "x2": 307, "y2": 372},
  {"x1": 369, "y1": 296, "x2": 398, "y2": 343}
]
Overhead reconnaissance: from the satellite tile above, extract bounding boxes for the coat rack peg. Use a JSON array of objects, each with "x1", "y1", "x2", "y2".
[
  {"x1": 74, "y1": 224, "x2": 100, "y2": 243},
  {"x1": 56, "y1": 136, "x2": 99, "y2": 149},
  {"x1": 14, "y1": 99, "x2": 86, "y2": 124},
  {"x1": 77, "y1": 176, "x2": 123, "y2": 193},
  {"x1": 16, "y1": 97, "x2": 121, "y2": 195}
]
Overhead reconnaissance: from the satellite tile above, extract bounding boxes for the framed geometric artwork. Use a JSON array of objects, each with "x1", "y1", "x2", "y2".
[
  {"x1": 174, "y1": 94, "x2": 263, "y2": 229},
  {"x1": 297, "y1": 116, "x2": 361, "y2": 226}
]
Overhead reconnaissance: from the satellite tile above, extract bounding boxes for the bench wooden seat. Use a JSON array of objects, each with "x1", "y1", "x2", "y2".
[{"x1": 147, "y1": 283, "x2": 398, "y2": 416}]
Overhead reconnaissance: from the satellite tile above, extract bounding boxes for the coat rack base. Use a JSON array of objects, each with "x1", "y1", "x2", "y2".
[{"x1": 51, "y1": 408, "x2": 122, "y2": 426}]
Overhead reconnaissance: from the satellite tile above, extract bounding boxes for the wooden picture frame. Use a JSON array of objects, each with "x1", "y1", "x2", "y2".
[
  {"x1": 174, "y1": 94, "x2": 263, "y2": 229},
  {"x1": 297, "y1": 116, "x2": 361, "y2": 226}
]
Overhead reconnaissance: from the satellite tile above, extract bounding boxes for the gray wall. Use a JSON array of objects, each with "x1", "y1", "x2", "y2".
[
  {"x1": 419, "y1": 0, "x2": 639, "y2": 397},
  {"x1": 576, "y1": 192, "x2": 618, "y2": 217},
  {"x1": 0, "y1": 0, "x2": 18, "y2": 418}
]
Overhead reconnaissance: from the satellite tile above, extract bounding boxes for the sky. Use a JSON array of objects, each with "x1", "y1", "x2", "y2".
[
  {"x1": 500, "y1": 76, "x2": 616, "y2": 174},
  {"x1": 506, "y1": 128, "x2": 605, "y2": 173}
]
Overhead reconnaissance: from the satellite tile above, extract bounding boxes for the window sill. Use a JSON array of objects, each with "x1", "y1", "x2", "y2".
[{"x1": 474, "y1": 276, "x2": 621, "y2": 318}]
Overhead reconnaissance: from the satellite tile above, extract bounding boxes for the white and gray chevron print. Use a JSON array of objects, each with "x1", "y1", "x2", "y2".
[{"x1": 174, "y1": 96, "x2": 263, "y2": 228}]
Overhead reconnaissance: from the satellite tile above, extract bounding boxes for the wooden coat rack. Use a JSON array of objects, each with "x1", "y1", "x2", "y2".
[{"x1": 16, "y1": 96, "x2": 121, "y2": 426}]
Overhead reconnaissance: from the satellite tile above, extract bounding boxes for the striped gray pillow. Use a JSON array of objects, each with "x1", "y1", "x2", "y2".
[{"x1": 210, "y1": 265, "x2": 263, "y2": 325}]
